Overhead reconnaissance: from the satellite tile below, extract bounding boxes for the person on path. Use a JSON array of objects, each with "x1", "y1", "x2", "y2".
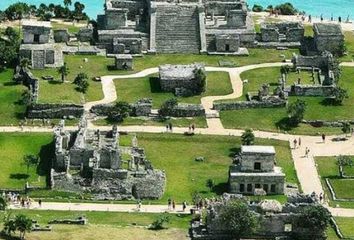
[
  {"x1": 320, "y1": 14, "x2": 323, "y2": 22},
  {"x1": 168, "y1": 198, "x2": 172, "y2": 210},
  {"x1": 172, "y1": 200, "x2": 176, "y2": 211},
  {"x1": 305, "y1": 147, "x2": 310, "y2": 157},
  {"x1": 38, "y1": 199, "x2": 42, "y2": 208},
  {"x1": 319, "y1": 193, "x2": 323, "y2": 203},
  {"x1": 182, "y1": 201, "x2": 187, "y2": 212},
  {"x1": 169, "y1": 123, "x2": 173, "y2": 132},
  {"x1": 191, "y1": 124, "x2": 195, "y2": 132},
  {"x1": 166, "y1": 124, "x2": 169, "y2": 132},
  {"x1": 298, "y1": 137, "x2": 301, "y2": 147},
  {"x1": 138, "y1": 200, "x2": 142, "y2": 211},
  {"x1": 293, "y1": 139, "x2": 297, "y2": 149},
  {"x1": 322, "y1": 134, "x2": 326, "y2": 143}
]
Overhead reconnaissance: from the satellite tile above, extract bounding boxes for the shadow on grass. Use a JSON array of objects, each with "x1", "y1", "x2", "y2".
[
  {"x1": 3, "y1": 81, "x2": 19, "y2": 86},
  {"x1": 212, "y1": 182, "x2": 228, "y2": 195},
  {"x1": 320, "y1": 98, "x2": 342, "y2": 106},
  {"x1": 149, "y1": 77, "x2": 163, "y2": 93},
  {"x1": 37, "y1": 140, "x2": 55, "y2": 186},
  {"x1": 48, "y1": 80, "x2": 63, "y2": 85},
  {"x1": 10, "y1": 173, "x2": 29, "y2": 180},
  {"x1": 275, "y1": 117, "x2": 298, "y2": 131}
]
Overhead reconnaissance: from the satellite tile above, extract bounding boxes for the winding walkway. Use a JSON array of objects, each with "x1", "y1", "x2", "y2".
[{"x1": 4, "y1": 61, "x2": 354, "y2": 216}]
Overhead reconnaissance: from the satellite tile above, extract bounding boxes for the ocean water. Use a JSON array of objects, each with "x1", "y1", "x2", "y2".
[{"x1": 0, "y1": 0, "x2": 353, "y2": 20}]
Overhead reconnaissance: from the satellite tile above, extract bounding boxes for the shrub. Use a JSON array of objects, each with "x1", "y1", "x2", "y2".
[
  {"x1": 252, "y1": 4, "x2": 264, "y2": 12},
  {"x1": 158, "y1": 98, "x2": 178, "y2": 117},
  {"x1": 149, "y1": 214, "x2": 170, "y2": 230},
  {"x1": 275, "y1": 2, "x2": 298, "y2": 15},
  {"x1": 331, "y1": 87, "x2": 348, "y2": 105},
  {"x1": 241, "y1": 129, "x2": 255, "y2": 145},
  {"x1": 73, "y1": 72, "x2": 89, "y2": 93},
  {"x1": 287, "y1": 99, "x2": 306, "y2": 126},
  {"x1": 107, "y1": 101, "x2": 131, "y2": 123}
]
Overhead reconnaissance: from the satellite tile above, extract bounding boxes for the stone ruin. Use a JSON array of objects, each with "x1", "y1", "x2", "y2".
[
  {"x1": 290, "y1": 51, "x2": 337, "y2": 97},
  {"x1": 229, "y1": 145, "x2": 285, "y2": 195},
  {"x1": 258, "y1": 22, "x2": 304, "y2": 48},
  {"x1": 19, "y1": 20, "x2": 63, "y2": 69},
  {"x1": 115, "y1": 54, "x2": 133, "y2": 70},
  {"x1": 192, "y1": 192, "x2": 326, "y2": 239},
  {"x1": 159, "y1": 63, "x2": 206, "y2": 96},
  {"x1": 94, "y1": 0, "x2": 255, "y2": 54},
  {"x1": 50, "y1": 118, "x2": 166, "y2": 200},
  {"x1": 313, "y1": 23, "x2": 345, "y2": 56}
]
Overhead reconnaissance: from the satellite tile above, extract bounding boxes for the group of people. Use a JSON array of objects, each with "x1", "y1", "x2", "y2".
[
  {"x1": 304, "y1": 14, "x2": 350, "y2": 24},
  {"x1": 165, "y1": 123, "x2": 173, "y2": 132},
  {"x1": 2, "y1": 191, "x2": 40, "y2": 208},
  {"x1": 167, "y1": 198, "x2": 188, "y2": 212}
]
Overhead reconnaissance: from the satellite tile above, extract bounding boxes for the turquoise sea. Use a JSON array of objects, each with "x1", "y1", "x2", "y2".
[{"x1": 0, "y1": 0, "x2": 353, "y2": 20}]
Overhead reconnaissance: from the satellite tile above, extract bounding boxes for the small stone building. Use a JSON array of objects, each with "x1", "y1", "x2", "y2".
[
  {"x1": 51, "y1": 118, "x2": 166, "y2": 200},
  {"x1": 115, "y1": 54, "x2": 133, "y2": 70},
  {"x1": 313, "y1": 23, "x2": 344, "y2": 55},
  {"x1": 54, "y1": 29, "x2": 70, "y2": 43},
  {"x1": 260, "y1": 22, "x2": 304, "y2": 43},
  {"x1": 159, "y1": 63, "x2": 205, "y2": 95},
  {"x1": 229, "y1": 145, "x2": 285, "y2": 195},
  {"x1": 215, "y1": 34, "x2": 240, "y2": 52},
  {"x1": 22, "y1": 20, "x2": 52, "y2": 44}
]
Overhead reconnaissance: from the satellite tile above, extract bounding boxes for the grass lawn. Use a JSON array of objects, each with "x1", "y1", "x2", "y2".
[
  {"x1": 0, "y1": 133, "x2": 53, "y2": 189},
  {"x1": 134, "y1": 133, "x2": 296, "y2": 203},
  {"x1": 340, "y1": 31, "x2": 354, "y2": 62},
  {"x1": 6, "y1": 133, "x2": 298, "y2": 204},
  {"x1": 0, "y1": 68, "x2": 27, "y2": 125},
  {"x1": 51, "y1": 22, "x2": 81, "y2": 34},
  {"x1": 335, "y1": 217, "x2": 354, "y2": 239},
  {"x1": 115, "y1": 71, "x2": 232, "y2": 108},
  {"x1": 94, "y1": 116, "x2": 208, "y2": 128},
  {"x1": 0, "y1": 210, "x2": 190, "y2": 240},
  {"x1": 315, "y1": 156, "x2": 354, "y2": 208},
  {"x1": 219, "y1": 66, "x2": 354, "y2": 135}
]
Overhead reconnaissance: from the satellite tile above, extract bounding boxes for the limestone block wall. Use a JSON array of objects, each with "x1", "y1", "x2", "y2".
[
  {"x1": 110, "y1": 0, "x2": 146, "y2": 19},
  {"x1": 229, "y1": 174, "x2": 285, "y2": 194},
  {"x1": 215, "y1": 34, "x2": 240, "y2": 52},
  {"x1": 54, "y1": 29, "x2": 70, "y2": 43},
  {"x1": 261, "y1": 28, "x2": 279, "y2": 42},
  {"x1": 286, "y1": 28, "x2": 304, "y2": 42},
  {"x1": 26, "y1": 103, "x2": 84, "y2": 119},
  {"x1": 23, "y1": 26, "x2": 51, "y2": 44},
  {"x1": 315, "y1": 35, "x2": 344, "y2": 55},
  {"x1": 240, "y1": 152, "x2": 275, "y2": 172},
  {"x1": 77, "y1": 28, "x2": 94, "y2": 42},
  {"x1": 213, "y1": 99, "x2": 286, "y2": 111},
  {"x1": 227, "y1": 10, "x2": 247, "y2": 28},
  {"x1": 290, "y1": 84, "x2": 335, "y2": 97},
  {"x1": 162, "y1": 103, "x2": 205, "y2": 117},
  {"x1": 105, "y1": 9, "x2": 128, "y2": 29}
]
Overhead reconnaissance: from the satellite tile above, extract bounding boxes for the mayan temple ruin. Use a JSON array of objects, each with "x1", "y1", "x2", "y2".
[
  {"x1": 51, "y1": 118, "x2": 166, "y2": 200},
  {"x1": 96, "y1": 0, "x2": 255, "y2": 54}
]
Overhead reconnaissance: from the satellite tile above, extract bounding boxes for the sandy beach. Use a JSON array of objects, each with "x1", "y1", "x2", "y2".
[{"x1": 252, "y1": 11, "x2": 354, "y2": 32}]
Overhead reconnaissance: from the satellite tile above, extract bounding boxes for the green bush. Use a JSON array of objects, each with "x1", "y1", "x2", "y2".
[
  {"x1": 275, "y1": 2, "x2": 298, "y2": 15},
  {"x1": 252, "y1": 4, "x2": 264, "y2": 12},
  {"x1": 149, "y1": 214, "x2": 170, "y2": 230}
]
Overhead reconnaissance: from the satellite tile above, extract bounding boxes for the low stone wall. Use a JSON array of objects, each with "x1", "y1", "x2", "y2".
[
  {"x1": 90, "y1": 99, "x2": 152, "y2": 117},
  {"x1": 302, "y1": 119, "x2": 354, "y2": 128},
  {"x1": 27, "y1": 103, "x2": 84, "y2": 119},
  {"x1": 213, "y1": 99, "x2": 286, "y2": 111},
  {"x1": 164, "y1": 103, "x2": 205, "y2": 117},
  {"x1": 14, "y1": 66, "x2": 39, "y2": 103},
  {"x1": 290, "y1": 84, "x2": 335, "y2": 97},
  {"x1": 90, "y1": 103, "x2": 114, "y2": 116}
]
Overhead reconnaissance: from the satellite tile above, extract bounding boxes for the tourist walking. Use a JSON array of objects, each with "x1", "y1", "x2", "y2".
[
  {"x1": 319, "y1": 193, "x2": 323, "y2": 203},
  {"x1": 168, "y1": 198, "x2": 172, "y2": 210},
  {"x1": 305, "y1": 147, "x2": 310, "y2": 157},
  {"x1": 172, "y1": 199, "x2": 176, "y2": 211},
  {"x1": 169, "y1": 123, "x2": 173, "y2": 132},
  {"x1": 191, "y1": 124, "x2": 195, "y2": 132},
  {"x1": 38, "y1": 199, "x2": 42, "y2": 208},
  {"x1": 298, "y1": 137, "x2": 301, "y2": 147},
  {"x1": 182, "y1": 201, "x2": 187, "y2": 212},
  {"x1": 322, "y1": 134, "x2": 326, "y2": 143},
  {"x1": 293, "y1": 139, "x2": 297, "y2": 149}
]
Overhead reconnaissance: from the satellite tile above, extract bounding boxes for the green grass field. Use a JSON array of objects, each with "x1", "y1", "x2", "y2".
[
  {"x1": 0, "y1": 133, "x2": 295, "y2": 204},
  {"x1": 219, "y1": 66, "x2": 354, "y2": 135},
  {"x1": 114, "y1": 71, "x2": 232, "y2": 108},
  {"x1": 0, "y1": 69, "x2": 27, "y2": 125},
  {"x1": 315, "y1": 156, "x2": 354, "y2": 209},
  {"x1": 0, "y1": 210, "x2": 190, "y2": 240},
  {"x1": 0, "y1": 133, "x2": 53, "y2": 189}
]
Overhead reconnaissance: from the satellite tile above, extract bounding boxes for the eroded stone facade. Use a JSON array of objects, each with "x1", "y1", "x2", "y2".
[
  {"x1": 229, "y1": 145, "x2": 285, "y2": 195},
  {"x1": 51, "y1": 118, "x2": 166, "y2": 200}
]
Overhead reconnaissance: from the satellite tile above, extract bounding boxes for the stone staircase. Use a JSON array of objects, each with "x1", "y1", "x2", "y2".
[
  {"x1": 155, "y1": 4, "x2": 200, "y2": 53},
  {"x1": 279, "y1": 33, "x2": 287, "y2": 42}
]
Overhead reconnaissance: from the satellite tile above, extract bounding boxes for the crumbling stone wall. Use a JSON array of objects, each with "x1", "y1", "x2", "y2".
[
  {"x1": 26, "y1": 104, "x2": 84, "y2": 119},
  {"x1": 290, "y1": 84, "x2": 335, "y2": 97},
  {"x1": 162, "y1": 103, "x2": 205, "y2": 117},
  {"x1": 54, "y1": 29, "x2": 70, "y2": 43},
  {"x1": 77, "y1": 27, "x2": 94, "y2": 42},
  {"x1": 213, "y1": 98, "x2": 286, "y2": 111}
]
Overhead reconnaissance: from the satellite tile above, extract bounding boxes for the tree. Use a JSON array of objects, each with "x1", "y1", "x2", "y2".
[
  {"x1": 64, "y1": 0, "x2": 72, "y2": 7},
  {"x1": 149, "y1": 214, "x2": 170, "y2": 230},
  {"x1": 23, "y1": 154, "x2": 39, "y2": 174},
  {"x1": 158, "y1": 98, "x2": 178, "y2": 117},
  {"x1": 341, "y1": 122, "x2": 351, "y2": 136},
  {"x1": 58, "y1": 62, "x2": 69, "y2": 83},
  {"x1": 3, "y1": 213, "x2": 16, "y2": 237},
  {"x1": 0, "y1": 27, "x2": 21, "y2": 68},
  {"x1": 287, "y1": 99, "x2": 306, "y2": 126},
  {"x1": 274, "y1": 3, "x2": 298, "y2": 15},
  {"x1": 215, "y1": 200, "x2": 259, "y2": 239},
  {"x1": 4, "y1": 3, "x2": 30, "y2": 20},
  {"x1": 252, "y1": 4, "x2": 263, "y2": 12},
  {"x1": 337, "y1": 155, "x2": 353, "y2": 167},
  {"x1": 331, "y1": 87, "x2": 348, "y2": 105},
  {"x1": 294, "y1": 205, "x2": 331, "y2": 238},
  {"x1": 206, "y1": 178, "x2": 214, "y2": 191},
  {"x1": 191, "y1": 191, "x2": 202, "y2": 206},
  {"x1": 73, "y1": 1, "x2": 85, "y2": 20},
  {"x1": 107, "y1": 101, "x2": 132, "y2": 123},
  {"x1": 0, "y1": 195, "x2": 7, "y2": 211},
  {"x1": 194, "y1": 68, "x2": 207, "y2": 94},
  {"x1": 14, "y1": 214, "x2": 33, "y2": 240},
  {"x1": 73, "y1": 72, "x2": 89, "y2": 93},
  {"x1": 241, "y1": 129, "x2": 255, "y2": 145}
]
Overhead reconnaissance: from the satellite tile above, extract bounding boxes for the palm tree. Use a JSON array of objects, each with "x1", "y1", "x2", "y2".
[
  {"x1": 58, "y1": 62, "x2": 69, "y2": 83},
  {"x1": 14, "y1": 214, "x2": 32, "y2": 240},
  {"x1": 63, "y1": 0, "x2": 72, "y2": 7}
]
